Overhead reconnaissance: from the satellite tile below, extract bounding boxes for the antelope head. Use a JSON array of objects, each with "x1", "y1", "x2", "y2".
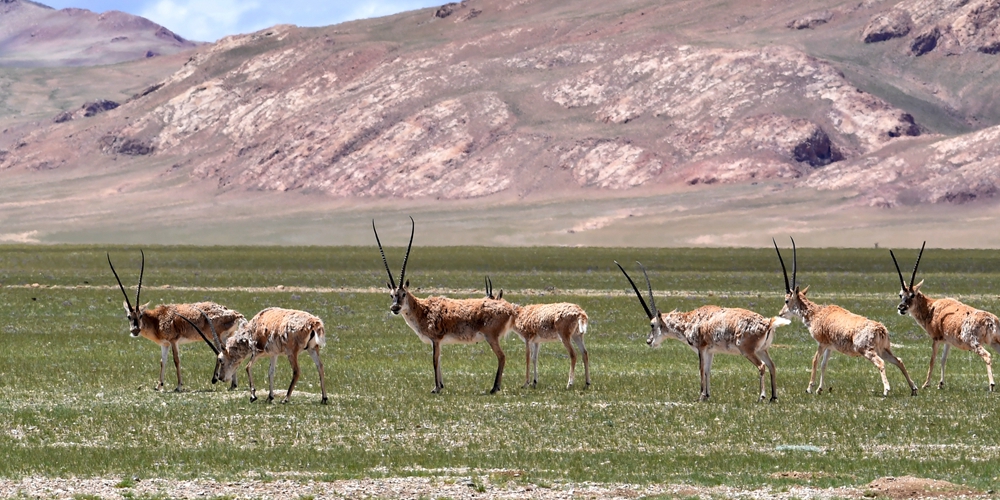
[
  {"x1": 773, "y1": 237, "x2": 809, "y2": 320},
  {"x1": 373, "y1": 217, "x2": 414, "y2": 315},
  {"x1": 108, "y1": 250, "x2": 145, "y2": 337},
  {"x1": 890, "y1": 241, "x2": 926, "y2": 316},
  {"x1": 616, "y1": 261, "x2": 670, "y2": 347}
]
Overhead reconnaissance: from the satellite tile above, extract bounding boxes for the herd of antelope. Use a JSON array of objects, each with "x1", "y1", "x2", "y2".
[{"x1": 106, "y1": 220, "x2": 1000, "y2": 403}]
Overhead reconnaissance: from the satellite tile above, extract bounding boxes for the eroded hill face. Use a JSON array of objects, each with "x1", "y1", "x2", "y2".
[
  {"x1": 0, "y1": 0, "x2": 196, "y2": 67},
  {"x1": 2, "y1": 0, "x2": 1000, "y2": 245}
]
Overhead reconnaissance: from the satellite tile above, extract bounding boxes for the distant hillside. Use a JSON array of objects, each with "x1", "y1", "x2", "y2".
[
  {"x1": 2, "y1": 0, "x2": 1000, "y2": 246},
  {"x1": 0, "y1": 0, "x2": 196, "y2": 67}
]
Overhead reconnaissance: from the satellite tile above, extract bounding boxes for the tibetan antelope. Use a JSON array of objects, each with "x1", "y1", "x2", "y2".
[
  {"x1": 774, "y1": 238, "x2": 918, "y2": 397},
  {"x1": 485, "y1": 278, "x2": 591, "y2": 389},
  {"x1": 108, "y1": 251, "x2": 246, "y2": 391},
  {"x1": 374, "y1": 218, "x2": 517, "y2": 394},
  {"x1": 616, "y1": 261, "x2": 788, "y2": 402},
  {"x1": 891, "y1": 242, "x2": 1000, "y2": 392},
  {"x1": 190, "y1": 307, "x2": 328, "y2": 404}
]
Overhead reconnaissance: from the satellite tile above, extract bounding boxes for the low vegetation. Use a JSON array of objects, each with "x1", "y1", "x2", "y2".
[{"x1": 0, "y1": 245, "x2": 998, "y2": 492}]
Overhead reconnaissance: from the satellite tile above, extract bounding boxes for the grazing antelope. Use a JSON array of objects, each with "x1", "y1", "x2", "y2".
[
  {"x1": 774, "y1": 238, "x2": 918, "y2": 397},
  {"x1": 891, "y1": 242, "x2": 1000, "y2": 392},
  {"x1": 374, "y1": 218, "x2": 517, "y2": 394},
  {"x1": 108, "y1": 251, "x2": 246, "y2": 391},
  {"x1": 192, "y1": 307, "x2": 328, "y2": 404},
  {"x1": 616, "y1": 261, "x2": 788, "y2": 402},
  {"x1": 485, "y1": 278, "x2": 591, "y2": 389}
]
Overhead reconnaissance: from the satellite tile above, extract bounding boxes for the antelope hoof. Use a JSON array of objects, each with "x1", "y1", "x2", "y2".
[
  {"x1": 173, "y1": 386, "x2": 184, "y2": 393},
  {"x1": 490, "y1": 387, "x2": 501, "y2": 394},
  {"x1": 806, "y1": 387, "x2": 813, "y2": 394},
  {"x1": 280, "y1": 398, "x2": 289, "y2": 404},
  {"x1": 521, "y1": 382, "x2": 530, "y2": 389},
  {"x1": 911, "y1": 387, "x2": 918, "y2": 396},
  {"x1": 699, "y1": 394, "x2": 710, "y2": 402},
  {"x1": 817, "y1": 387, "x2": 823, "y2": 395},
  {"x1": 990, "y1": 383, "x2": 995, "y2": 393},
  {"x1": 249, "y1": 394, "x2": 258, "y2": 403},
  {"x1": 938, "y1": 381, "x2": 945, "y2": 390},
  {"x1": 229, "y1": 382, "x2": 238, "y2": 391},
  {"x1": 769, "y1": 396, "x2": 778, "y2": 403},
  {"x1": 585, "y1": 381, "x2": 591, "y2": 388},
  {"x1": 321, "y1": 397, "x2": 329, "y2": 405},
  {"x1": 267, "y1": 394, "x2": 275, "y2": 403},
  {"x1": 921, "y1": 382, "x2": 930, "y2": 389},
  {"x1": 431, "y1": 387, "x2": 442, "y2": 394}
]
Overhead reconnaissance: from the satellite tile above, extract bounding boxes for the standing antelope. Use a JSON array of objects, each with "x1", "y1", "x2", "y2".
[
  {"x1": 616, "y1": 261, "x2": 788, "y2": 402},
  {"x1": 774, "y1": 238, "x2": 918, "y2": 397},
  {"x1": 108, "y1": 251, "x2": 246, "y2": 391},
  {"x1": 891, "y1": 242, "x2": 1000, "y2": 392},
  {"x1": 485, "y1": 278, "x2": 591, "y2": 389},
  {"x1": 374, "y1": 218, "x2": 517, "y2": 394},
  {"x1": 191, "y1": 307, "x2": 328, "y2": 404}
]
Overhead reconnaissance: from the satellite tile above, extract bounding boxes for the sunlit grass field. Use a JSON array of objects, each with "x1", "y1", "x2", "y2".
[{"x1": 1, "y1": 245, "x2": 999, "y2": 491}]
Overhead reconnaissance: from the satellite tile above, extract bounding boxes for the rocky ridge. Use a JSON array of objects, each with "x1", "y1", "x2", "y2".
[{"x1": 1, "y1": 0, "x2": 1000, "y2": 210}]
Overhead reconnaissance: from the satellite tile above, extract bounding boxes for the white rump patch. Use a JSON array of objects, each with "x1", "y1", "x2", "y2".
[{"x1": 772, "y1": 317, "x2": 792, "y2": 327}]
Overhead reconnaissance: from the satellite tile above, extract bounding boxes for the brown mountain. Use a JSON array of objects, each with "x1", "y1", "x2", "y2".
[
  {"x1": 0, "y1": 0, "x2": 196, "y2": 67},
  {"x1": 2, "y1": 0, "x2": 1000, "y2": 246}
]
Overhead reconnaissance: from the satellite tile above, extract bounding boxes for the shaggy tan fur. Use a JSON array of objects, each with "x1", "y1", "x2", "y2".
[
  {"x1": 781, "y1": 287, "x2": 918, "y2": 397},
  {"x1": 125, "y1": 300, "x2": 246, "y2": 391},
  {"x1": 898, "y1": 283, "x2": 1000, "y2": 391},
  {"x1": 216, "y1": 307, "x2": 327, "y2": 404},
  {"x1": 652, "y1": 305, "x2": 788, "y2": 402},
  {"x1": 509, "y1": 302, "x2": 590, "y2": 389}
]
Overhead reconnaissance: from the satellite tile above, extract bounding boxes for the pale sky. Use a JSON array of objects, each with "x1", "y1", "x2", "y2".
[{"x1": 37, "y1": 0, "x2": 443, "y2": 42}]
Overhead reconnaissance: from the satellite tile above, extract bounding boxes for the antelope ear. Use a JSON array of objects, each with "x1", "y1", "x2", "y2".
[
  {"x1": 404, "y1": 279, "x2": 410, "y2": 289},
  {"x1": 801, "y1": 285, "x2": 810, "y2": 295},
  {"x1": 122, "y1": 300, "x2": 131, "y2": 313},
  {"x1": 386, "y1": 281, "x2": 393, "y2": 290},
  {"x1": 141, "y1": 302, "x2": 150, "y2": 309},
  {"x1": 497, "y1": 289, "x2": 503, "y2": 300},
  {"x1": 913, "y1": 280, "x2": 924, "y2": 292}
]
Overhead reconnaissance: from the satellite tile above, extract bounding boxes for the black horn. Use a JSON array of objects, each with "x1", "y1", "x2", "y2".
[
  {"x1": 637, "y1": 261, "x2": 658, "y2": 316},
  {"x1": 135, "y1": 249, "x2": 144, "y2": 308},
  {"x1": 398, "y1": 216, "x2": 415, "y2": 286},
  {"x1": 790, "y1": 237, "x2": 798, "y2": 291},
  {"x1": 107, "y1": 252, "x2": 134, "y2": 312},
  {"x1": 616, "y1": 261, "x2": 653, "y2": 319},
  {"x1": 373, "y1": 220, "x2": 397, "y2": 289},
  {"x1": 773, "y1": 238, "x2": 790, "y2": 293},
  {"x1": 889, "y1": 249, "x2": 907, "y2": 292},
  {"x1": 910, "y1": 241, "x2": 926, "y2": 291}
]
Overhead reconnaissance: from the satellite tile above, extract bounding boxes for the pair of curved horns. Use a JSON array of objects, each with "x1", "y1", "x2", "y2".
[
  {"x1": 108, "y1": 250, "x2": 144, "y2": 313},
  {"x1": 179, "y1": 310, "x2": 222, "y2": 356},
  {"x1": 890, "y1": 241, "x2": 926, "y2": 292},
  {"x1": 772, "y1": 238, "x2": 796, "y2": 293},
  {"x1": 616, "y1": 261, "x2": 657, "y2": 320},
  {"x1": 373, "y1": 217, "x2": 415, "y2": 289}
]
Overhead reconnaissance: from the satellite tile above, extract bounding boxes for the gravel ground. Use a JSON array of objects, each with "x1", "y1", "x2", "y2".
[{"x1": 0, "y1": 476, "x2": 874, "y2": 499}]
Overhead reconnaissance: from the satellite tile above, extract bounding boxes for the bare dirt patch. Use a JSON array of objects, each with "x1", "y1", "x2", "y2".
[{"x1": 866, "y1": 476, "x2": 983, "y2": 499}]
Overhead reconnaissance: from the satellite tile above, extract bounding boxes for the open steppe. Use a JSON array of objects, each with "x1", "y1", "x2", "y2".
[{"x1": 1, "y1": 245, "x2": 999, "y2": 498}]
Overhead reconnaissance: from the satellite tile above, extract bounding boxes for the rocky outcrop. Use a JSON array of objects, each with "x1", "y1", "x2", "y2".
[
  {"x1": 864, "y1": 0, "x2": 1000, "y2": 56},
  {"x1": 787, "y1": 11, "x2": 833, "y2": 30},
  {"x1": 862, "y1": 10, "x2": 912, "y2": 43}
]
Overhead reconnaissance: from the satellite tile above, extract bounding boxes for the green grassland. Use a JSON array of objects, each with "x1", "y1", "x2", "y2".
[{"x1": 1, "y1": 245, "x2": 999, "y2": 491}]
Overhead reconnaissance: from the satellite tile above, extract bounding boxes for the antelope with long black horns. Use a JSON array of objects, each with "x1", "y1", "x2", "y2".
[
  {"x1": 616, "y1": 261, "x2": 788, "y2": 402},
  {"x1": 891, "y1": 242, "x2": 1000, "y2": 392},
  {"x1": 374, "y1": 218, "x2": 517, "y2": 394},
  {"x1": 108, "y1": 250, "x2": 246, "y2": 391},
  {"x1": 775, "y1": 238, "x2": 918, "y2": 397}
]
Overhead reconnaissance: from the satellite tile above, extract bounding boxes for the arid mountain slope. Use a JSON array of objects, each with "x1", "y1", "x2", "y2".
[
  {"x1": 2, "y1": 0, "x2": 1000, "y2": 245},
  {"x1": 0, "y1": 0, "x2": 196, "y2": 66}
]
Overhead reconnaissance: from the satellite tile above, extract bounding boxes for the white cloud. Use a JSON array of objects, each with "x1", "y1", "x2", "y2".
[{"x1": 140, "y1": 0, "x2": 264, "y2": 42}]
